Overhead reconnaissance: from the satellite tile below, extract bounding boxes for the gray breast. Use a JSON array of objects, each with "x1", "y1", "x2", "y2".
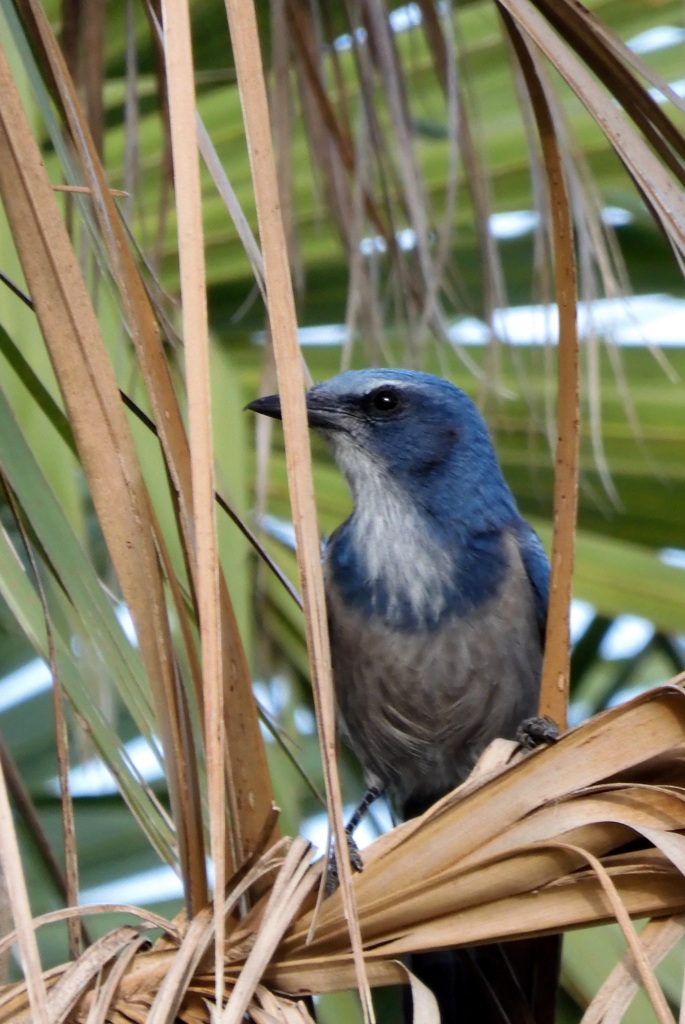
[{"x1": 325, "y1": 533, "x2": 542, "y2": 809}]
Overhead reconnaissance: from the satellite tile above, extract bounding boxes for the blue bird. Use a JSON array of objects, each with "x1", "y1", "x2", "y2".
[{"x1": 247, "y1": 368, "x2": 555, "y2": 1022}]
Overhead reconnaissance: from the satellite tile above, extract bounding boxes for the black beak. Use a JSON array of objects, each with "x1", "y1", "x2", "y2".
[
  {"x1": 246, "y1": 390, "x2": 341, "y2": 430},
  {"x1": 244, "y1": 394, "x2": 283, "y2": 421}
]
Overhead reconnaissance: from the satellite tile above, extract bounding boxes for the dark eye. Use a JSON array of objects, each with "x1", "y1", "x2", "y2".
[{"x1": 364, "y1": 387, "x2": 401, "y2": 416}]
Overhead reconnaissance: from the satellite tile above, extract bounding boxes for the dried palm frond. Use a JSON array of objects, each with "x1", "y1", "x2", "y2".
[{"x1": 2, "y1": 683, "x2": 685, "y2": 1023}]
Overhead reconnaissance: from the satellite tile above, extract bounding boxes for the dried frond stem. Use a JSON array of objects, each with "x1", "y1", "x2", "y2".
[
  {"x1": 0, "y1": 755, "x2": 48, "y2": 1023},
  {"x1": 159, "y1": 0, "x2": 225, "y2": 1007},
  {"x1": 222, "y1": 1, "x2": 374, "y2": 1021},
  {"x1": 500, "y1": 9, "x2": 579, "y2": 729},
  {"x1": 2, "y1": 686, "x2": 685, "y2": 1018},
  {"x1": 0, "y1": 1, "x2": 209, "y2": 913}
]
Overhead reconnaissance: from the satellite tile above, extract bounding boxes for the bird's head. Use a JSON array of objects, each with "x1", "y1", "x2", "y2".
[{"x1": 246, "y1": 368, "x2": 517, "y2": 529}]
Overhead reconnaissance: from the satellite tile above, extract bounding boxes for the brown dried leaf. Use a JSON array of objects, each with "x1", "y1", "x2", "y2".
[
  {"x1": 0, "y1": 757, "x2": 48, "y2": 1023},
  {"x1": 222, "y1": 1, "x2": 373, "y2": 1020},
  {"x1": 0, "y1": 31, "x2": 207, "y2": 913},
  {"x1": 500, "y1": 10, "x2": 579, "y2": 731},
  {"x1": 18, "y1": 0, "x2": 277, "y2": 879},
  {"x1": 39, "y1": 927, "x2": 141, "y2": 1024},
  {"x1": 272, "y1": 686, "x2": 685, "y2": 992},
  {"x1": 498, "y1": 0, "x2": 685, "y2": 258},
  {"x1": 158, "y1": 0, "x2": 226, "y2": 1002},
  {"x1": 582, "y1": 916, "x2": 685, "y2": 1024},
  {"x1": 3, "y1": 687, "x2": 685, "y2": 1018}
]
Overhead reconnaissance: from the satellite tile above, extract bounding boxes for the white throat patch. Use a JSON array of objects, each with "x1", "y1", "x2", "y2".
[{"x1": 328, "y1": 433, "x2": 456, "y2": 625}]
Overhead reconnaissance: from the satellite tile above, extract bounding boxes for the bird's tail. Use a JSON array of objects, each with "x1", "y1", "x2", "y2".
[{"x1": 403, "y1": 936, "x2": 562, "y2": 1023}]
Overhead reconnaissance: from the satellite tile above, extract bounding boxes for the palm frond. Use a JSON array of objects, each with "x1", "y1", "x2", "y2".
[{"x1": 3, "y1": 684, "x2": 685, "y2": 1021}]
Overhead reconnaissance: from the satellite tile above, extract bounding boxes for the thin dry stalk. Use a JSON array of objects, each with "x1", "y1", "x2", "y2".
[
  {"x1": 582, "y1": 917, "x2": 685, "y2": 1024},
  {"x1": 501, "y1": 11, "x2": 579, "y2": 729},
  {"x1": 0, "y1": 758, "x2": 48, "y2": 1024},
  {"x1": 0, "y1": 32, "x2": 208, "y2": 914},
  {"x1": 16, "y1": 0, "x2": 277, "y2": 875},
  {"x1": 221, "y1": 1, "x2": 374, "y2": 1020},
  {"x1": 159, "y1": 0, "x2": 225, "y2": 1007},
  {"x1": 85, "y1": 933, "x2": 151, "y2": 1024},
  {"x1": 2, "y1": 479, "x2": 82, "y2": 958},
  {"x1": 498, "y1": 0, "x2": 685, "y2": 257}
]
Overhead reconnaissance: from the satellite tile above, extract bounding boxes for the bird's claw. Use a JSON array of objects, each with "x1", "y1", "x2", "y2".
[
  {"x1": 516, "y1": 714, "x2": 559, "y2": 751},
  {"x1": 324, "y1": 832, "x2": 364, "y2": 896},
  {"x1": 347, "y1": 833, "x2": 364, "y2": 873}
]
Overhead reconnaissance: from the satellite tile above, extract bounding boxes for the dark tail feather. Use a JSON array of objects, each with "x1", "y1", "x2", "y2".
[
  {"x1": 400, "y1": 790, "x2": 561, "y2": 1022},
  {"x1": 403, "y1": 937, "x2": 561, "y2": 1023},
  {"x1": 403, "y1": 950, "x2": 464, "y2": 1022}
]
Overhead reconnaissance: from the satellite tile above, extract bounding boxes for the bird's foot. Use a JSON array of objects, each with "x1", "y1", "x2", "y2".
[
  {"x1": 516, "y1": 715, "x2": 559, "y2": 751},
  {"x1": 324, "y1": 832, "x2": 364, "y2": 896},
  {"x1": 323, "y1": 785, "x2": 383, "y2": 895}
]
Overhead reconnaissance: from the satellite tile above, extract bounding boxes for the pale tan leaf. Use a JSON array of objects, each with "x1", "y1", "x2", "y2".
[
  {"x1": 86, "y1": 934, "x2": 151, "y2": 1024},
  {"x1": 0, "y1": 21, "x2": 207, "y2": 911},
  {"x1": 4, "y1": 687, "x2": 685, "y2": 1015},
  {"x1": 145, "y1": 838, "x2": 291, "y2": 1024},
  {"x1": 18, "y1": 0, "x2": 277, "y2": 876},
  {"x1": 146, "y1": 906, "x2": 216, "y2": 1024},
  {"x1": 550, "y1": 843, "x2": 674, "y2": 1024},
  {"x1": 501, "y1": 11, "x2": 578, "y2": 731},
  {"x1": 400, "y1": 962, "x2": 440, "y2": 1024},
  {"x1": 251, "y1": 985, "x2": 317, "y2": 1024},
  {"x1": 33, "y1": 927, "x2": 141, "y2": 1024},
  {"x1": 222, "y1": 1, "x2": 373, "y2": 1020},
  {"x1": 158, "y1": 0, "x2": 226, "y2": 1005},
  {"x1": 582, "y1": 917, "x2": 685, "y2": 1024},
  {"x1": 0, "y1": 966, "x2": 67, "y2": 1022},
  {"x1": 220, "y1": 839, "x2": 317, "y2": 1024},
  {"x1": 0, "y1": 905, "x2": 177, "y2": 962},
  {"x1": 0, "y1": 754, "x2": 48, "y2": 1023},
  {"x1": 270, "y1": 686, "x2": 685, "y2": 990}
]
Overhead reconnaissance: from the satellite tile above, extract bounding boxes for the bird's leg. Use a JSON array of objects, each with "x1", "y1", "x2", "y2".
[
  {"x1": 345, "y1": 783, "x2": 384, "y2": 841},
  {"x1": 325, "y1": 784, "x2": 384, "y2": 895},
  {"x1": 516, "y1": 715, "x2": 559, "y2": 751}
]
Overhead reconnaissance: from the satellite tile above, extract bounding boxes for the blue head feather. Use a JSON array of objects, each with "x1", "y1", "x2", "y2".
[
  {"x1": 307, "y1": 369, "x2": 517, "y2": 534},
  {"x1": 305, "y1": 369, "x2": 537, "y2": 630}
]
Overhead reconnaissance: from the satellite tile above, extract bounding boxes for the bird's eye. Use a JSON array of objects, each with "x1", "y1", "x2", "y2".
[{"x1": 365, "y1": 387, "x2": 401, "y2": 416}]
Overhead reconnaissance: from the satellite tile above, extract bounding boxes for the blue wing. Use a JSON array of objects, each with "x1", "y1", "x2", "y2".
[{"x1": 513, "y1": 519, "x2": 550, "y2": 645}]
